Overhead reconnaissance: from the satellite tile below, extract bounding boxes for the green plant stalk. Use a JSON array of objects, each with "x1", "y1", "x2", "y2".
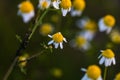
[
  {"x1": 3, "y1": 9, "x2": 49, "y2": 80},
  {"x1": 103, "y1": 67, "x2": 108, "y2": 80}
]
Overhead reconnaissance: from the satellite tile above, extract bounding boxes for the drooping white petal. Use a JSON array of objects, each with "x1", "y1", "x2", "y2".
[
  {"x1": 98, "y1": 54, "x2": 102, "y2": 59},
  {"x1": 81, "y1": 68, "x2": 87, "y2": 72},
  {"x1": 81, "y1": 74, "x2": 89, "y2": 80},
  {"x1": 98, "y1": 19, "x2": 108, "y2": 32},
  {"x1": 60, "y1": 42, "x2": 63, "y2": 49},
  {"x1": 48, "y1": 40, "x2": 54, "y2": 45},
  {"x1": 112, "y1": 58, "x2": 116, "y2": 65},
  {"x1": 106, "y1": 27, "x2": 112, "y2": 34},
  {"x1": 105, "y1": 58, "x2": 109, "y2": 67},
  {"x1": 99, "y1": 56, "x2": 105, "y2": 65},
  {"x1": 21, "y1": 11, "x2": 35, "y2": 23},
  {"x1": 54, "y1": 43, "x2": 59, "y2": 48},
  {"x1": 63, "y1": 38, "x2": 67, "y2": 42},
  {"x1": 61, "y1": 8, "x2": 68, "y2": 16}
]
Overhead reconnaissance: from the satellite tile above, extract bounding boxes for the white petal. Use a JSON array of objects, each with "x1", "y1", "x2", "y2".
[
  {"x1": 63, "y1": 38, "x2": 67, "y2": 42},
  {"x1": 48, "y1": 40, "x2": 54, "y2": 45},
  {"x1": 98, "y1": 54, "x2": 102, "y2": 59},
  {"x1": 52, "y1": 1, "x2": 59, "y2": 9},
  {"x1": 71, "y1": 9, "x2": 82, "y2": 17},
  {"x1": 98, "y1": 19, "x2": 108, "y2": 32},
  {"x1": 106, "y1": 27, "x2": 112, "y2": 34},
  {"x1": 105, "y1": 58, "x2": 109, "y2": 67},
  {"x1": 48, "y1": 35, "x2": 52, "y2": 38},
  {"x1": 60, "y1": 42, "x2": 63, "y2": 49},
  {"x1": 54, "y1": 43, "x2": 59, "y2": 48},
  {"x1": 97, "y1": 76, "x2": 103, "y2": 80},
  {"x1": 81, "y1": 74, "x2": 89, "y2": 80},
  {"x1": 21, "y1": 11, "x2": 35, "y2": 23},
  {"x1": 62, "y1": 8, "x2": 68, "y2": 16},
  {"x1": 81, "y1": 68, "x2": 87, "y2": 72},
  {"x1": 112, "y1": 58, "x2": 116, "y2": 65},
  {"x1": 99, "y1": 56, "x2": 105, "y2": 65}
]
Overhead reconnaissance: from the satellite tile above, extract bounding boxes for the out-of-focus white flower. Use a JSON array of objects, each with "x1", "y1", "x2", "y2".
[
  {"x1": 48, "y1": 32, "x2": 67, "y2": 49},
  {"x1": 38, "y1": 0, "x2": 51, "y2": 9},
  {"x1": 81, "y1": 65, "x2": 102, "y2": 80},
  {"x1": 71, "y1": 0, "x2": 85, "y2": 16},
  {"x1": 18, "y1": 1, "x2": 35, "y2": 23},
  {"x1": 98, "y1": 15, "x2": 116, "y2": 34},
  {"x1": 60, "y1": 0, "x2": 72, "y2": 16},
  {"x1": 98, "y1": 49, "x2": 116, "y2": 67}
]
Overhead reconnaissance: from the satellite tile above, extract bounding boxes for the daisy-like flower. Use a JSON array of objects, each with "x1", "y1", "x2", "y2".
[
  {"x1": 70, "y1": 35, "x2": 90, "y2": 50},
  {"x1": 18, "y1": 1, "x2": 35, "y2": 23},
  {"x1": 60, "y1": 0, "x2": 72, "y2": 16},
  {"x1": 98, "y1": 49, "x2": 116, "y2": 67},
  {"x1": 39, "y1": 23, "x2": 53, "y2": 36},
  {"x1": 81, "y1": 65, "x2": 102, "y2": 80},
  {"x1": 48, "y1": 32, "x2": 67, "y2": 49},
  {"x1": 98, "y1": 15, "x2": 116, "y2": 34},
  {"x1": 71, "y1": 0, "x2": 86, "y2": 16},
  {"x1": 110, "y1": 29, "x2": 120, "y2": 44},
  {"x1": 38, "y1": 0, "x2": 51, "y2": 10},
  {"x1": 51, "y1": 0, "x2": 61, "y2": 9},
  {"x1": 115, "y1": 72, "x2": 120, "y2": 80}
]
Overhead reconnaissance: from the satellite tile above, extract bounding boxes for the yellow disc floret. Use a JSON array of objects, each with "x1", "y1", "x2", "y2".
[
  {"x1": 40, "y1": 23, "x2": 53, "y2": 35},
  {"x1": 87, "y1": 65, "x2": 101, "y2": 79},
  {"x1": 42, "y1": 1, "x2": 49, "y2": 8},
  {"x1": 52, "y1": 32, "x2": 64, "y2": 43},
  {"x1": 84, "y1": 20, "x2": 97, "y2": 31},
  {"x1": 115, "y1": 73, "x2": 120, "y2": 80},
  {"x1": 102, "y1": 49, "x2": 115, "y2": 58},
  {"x1": 75, "y1": 36, "x2": 86, "y2": 47},
  {"x1": 20, "y1": 1, "x2": 34, "y2": 13},
  {"x1": 61, "y1": 0, "x2": 72, "y2": 9},
  {"x1": 73, "y1": 0, "x2": 85, "y2": 11},
  {"x1": 103, "y1": 15, "x2": 115, "y2": 27}
]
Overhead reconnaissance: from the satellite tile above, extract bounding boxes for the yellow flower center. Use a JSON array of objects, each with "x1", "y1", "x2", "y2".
[
  {"x1": 20, "y1": 1, "x2": 34, "y2": 13},
  {"x1": 87, "y1": 65, "x2": 101, "y2": 79},
  {"x1": 103, "y1": 15, "x2": 115, "y2": 27},
  {"x1": 75, "y1": 36, "x2": 86, "y2": 47},
  {"x1": 42, "y1": 1, "x2": 49, "y2": 8},
  {"x1": 40, "y1": 24, "x2": 53, "y2": 35},
  {"x1": 102, "y1": 49, "x2": 115, "y2": 58},
  {"x1": 52, "y1": 32, "x2": 64, "y2": 43},
  {"x1": 84, "y1": 20, "x2": 97, "y2": 31},
  {"x1": 111, "y1": 34, "x2": 120, "y2": 43},
  {"x1": 61, "y1": 0, "x2": 72, "y2": 9},
  {"x1": 73, "y1": 0, "x2": 85, "y2": 11},
  {"x1": 51, "y1": 68, "x2": 62, "y2": 78},
  {"x1": 115, "y1": 73, "x2": 120, "y2": 80}
]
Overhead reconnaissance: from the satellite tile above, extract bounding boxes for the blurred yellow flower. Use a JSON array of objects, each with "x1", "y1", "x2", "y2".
[
  {"x1": 51, "y1": 68, "x2": 62, "y2": 78},
  {"x1": 115, "y1": 73, "x2": 120, "y2": 80}
]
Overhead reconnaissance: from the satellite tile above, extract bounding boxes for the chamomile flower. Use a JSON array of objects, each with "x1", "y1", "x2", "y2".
[
  {"x1": 48, "y1": 32, "x2": 67, "y2": 49},
  {"x1": 51, "y1": 0, "x2": 61, "y2": 9},
  {"x1": 38, "y1": 0, "x2": 51, "y2": 9},
  {"x1": 98, "y1": 15, "x2": 116, "y2": 34},
  {"x1": 110, "y1": 29, "x2": 120, "y2": 44},
  {"x1": 39, "y1": 23, "x2": 53, "y2": 36},
  {"x1": 60, "y1": 0, "x2": 72, "y2": 16},
  {"x1": 98, "y1": 49, "x2": 116, "y2": 67},
  {"x1": 81, "y1": 65, "x2": 102, "y2": 80},
  {"x1": 18, "y1": 1, "x2": 35, "y2": 23},
  {"x1": 115, "y1": 72, "x2": 120, "y2": 80},
  {"x1": 70, "y1": 35, "x2": 90, "y2": 50},
  {"x1": 71, "y1": 0, "x2": 86, "y2": 16}
]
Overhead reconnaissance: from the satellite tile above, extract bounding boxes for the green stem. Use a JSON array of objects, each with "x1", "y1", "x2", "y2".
[
  {"x1": 103, "y1": 67, "x2": 108, "y2": 80},
  {"x1": 28, "y1": 9, "x2": 49, "y2": 40}
]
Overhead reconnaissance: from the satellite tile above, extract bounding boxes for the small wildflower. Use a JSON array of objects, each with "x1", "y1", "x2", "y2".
[
  {"x1": 51, "y1": 0, "x2": 61, "y2": 9},
  {"x1": 38, "y1": 0, "x2": 51, "y2": 9},
  {"x1": 98, "y1": 49, "x2": 116, "y2": 67},
  {"x1": 110, "y1": 29, "x2": 120, "y2": 44},
  {"x1": 70, "y1": 35, "x2": 90, "y2": 50},
  {"x1": 115, "y1": 72, "x2": 120, "y2": 80},
  {"x1": 60, "y1": 0, "x2": 72, "y2": 16},
  {"x1": 50, "y1": 68, "x2": 62, "y2": 78},
  {"x1": 18, "y1": 54, "x2": 29, "y2": 68},
  {"x1": 81, "y1": 65, "x2": 102, "y2": 80},
  {"x1": 48, "y1": 32, "x2": 67, "y2": 49},
  {"x1": 18, "y1": 1, "x2": 35, "y2": 23},
  {"x1": 71, "y1": 0, "x2": 86, "y2": 16},
  {"x1": 98, "y1": 15, "x2": 116, "y2": 33},
  {"x1": 39, "y1": 23, "x2": 53, "y2": 36}
]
